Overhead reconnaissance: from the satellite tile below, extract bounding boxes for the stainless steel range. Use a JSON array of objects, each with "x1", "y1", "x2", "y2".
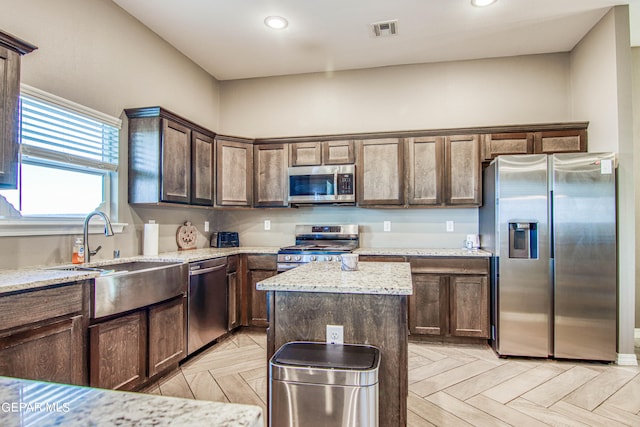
[{"x1": 277, "y1": 224, "x2": 359, "y2": 272}]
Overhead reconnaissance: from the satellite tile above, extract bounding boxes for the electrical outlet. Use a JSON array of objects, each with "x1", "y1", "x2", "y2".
[
  {"x1": 446, "y1": 220, "x2": 454, "y2": 232},
  {"x1": 326, "y1": 325, "x2": 344, "y2": 345},
  {"x1": 264, "y1": 220, "x2": 271, "y2": 231},
  {"x1": 383, "y1": 220, "x2": 391, "y2": 232},
  {"x1": 204, "y1": 221, "x2": 209, "y2": 232}
]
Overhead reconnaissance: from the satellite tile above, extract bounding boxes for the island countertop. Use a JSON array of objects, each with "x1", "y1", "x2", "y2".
[
  {"x1": 256, "y1": 261, "x2": 413, "y2": 295},
  {"x1": 0, "y1": 376, "x2": 263, "y2": 427}
]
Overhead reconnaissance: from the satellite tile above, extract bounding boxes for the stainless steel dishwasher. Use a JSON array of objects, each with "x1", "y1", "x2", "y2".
[{"x1": 187, "y1": 257, "x2": 228, "y2": 355}]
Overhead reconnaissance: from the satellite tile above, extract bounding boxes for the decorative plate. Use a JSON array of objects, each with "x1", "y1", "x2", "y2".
[{"x1": 176, "y1": 221, "x2": 197, "y2": 250}]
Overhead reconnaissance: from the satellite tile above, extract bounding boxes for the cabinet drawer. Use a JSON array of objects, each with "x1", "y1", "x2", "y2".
[
  {"x1": 409, "y1": 257, "x2": 489, "y2": 275},
  {"x1": 359, "y1": 255, "x2": 406, "y2": 263},
  {"x1": 246, "y1": 254, "x2": 277, "y2": 270},
  {"x1": 0, "y1": 282, "x2": 85, "y2": 332}
]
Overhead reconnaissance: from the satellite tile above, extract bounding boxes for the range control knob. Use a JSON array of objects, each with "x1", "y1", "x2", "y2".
[
  {"x1": 284, "y1": 255, "x2": 291, "y2": 261},
  {"x1": 294, "y1": 255, "x2": 302, "y2": 261},
  {"x1": 310, "y1": 256, "x2": 317, "y2": 261},
  {"x1": 324, "y1": 255, "x2": 333, "y2": 261},
  {"x1": 336, "y1": 256, "x2": 342, "y2": 261}
]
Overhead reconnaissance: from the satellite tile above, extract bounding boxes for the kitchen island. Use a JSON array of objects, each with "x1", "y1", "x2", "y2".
[{"x1": 257, "y1": 261, "x2": 413, "y2": 427}]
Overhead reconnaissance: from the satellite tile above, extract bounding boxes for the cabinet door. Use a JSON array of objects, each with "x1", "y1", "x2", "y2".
[
  {"x1": 407, "y1": 136, "x2": 444, "y2": 205},
  {"x1": 254, "y1": 143, "x2": 289, "y2": 207},
  {"x1": 89, "y1": 311, "x2": 147, "y2": 391},
  {"x1": 445, "y1": 134, "x2": 481, "y2": 206},
  {"x1": 323, "y1": 140, "x2": 355, "y2": 165},
  {"x1": 481, "y1": 132, "x2": 533, "y2": 161},
  {"x1": 161, "y1": 119, "x2": 191, "y2": 203},
  {"x1": 409, "y1": 274, "x2": 448, "y2": 336},
  {"x1": 534, "y1": 130, "x2": 586, "y2": 154},
  {"x1": 449, "y1": 275, "x2": 489, "y2": 338},
  {"x1": 357, "y1": 138, "x2": 404, "y2": 206},
  {"x1": 290, "y1": 142, "x2": 322, "y2": 166},
  {"x1": 191, "y1": 131, "x2": 215, "y2": 206},
  {"x1": 0, "y1": 315, "x2": 84, "y2": 385},
  {"x1": 228, "y1": 271, "x2": 240, "y2": 330},
  {"x1": 148, "y1": 297, "x2": 186, "y2": 377},
  {"x1": 216, "y1": 138, "x2": 253, "y2": 206},
  {"x1": 249, "y1": 270, "x2": 276, "y2": 328},
  {"x1": 0, "y1": 46, "x2": 20, "y2": 189}
]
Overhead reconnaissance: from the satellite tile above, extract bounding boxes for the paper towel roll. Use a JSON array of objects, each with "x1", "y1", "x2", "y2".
[{"x1": 143, "y1": 222, "x2": 159, "y2": 256}]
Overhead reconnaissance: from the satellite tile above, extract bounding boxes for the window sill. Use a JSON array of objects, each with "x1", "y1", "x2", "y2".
[{"x1": 0, "y1": 219, "x2": 127, "y2": 237}]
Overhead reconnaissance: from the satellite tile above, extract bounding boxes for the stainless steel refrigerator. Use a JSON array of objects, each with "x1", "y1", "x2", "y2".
[{"x1": 479, "y1": 153, "x2": 617, "y2": 361}]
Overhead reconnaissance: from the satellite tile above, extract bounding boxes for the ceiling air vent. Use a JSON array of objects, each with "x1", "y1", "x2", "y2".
[{"x1": 371, "y1": 20, "x2": 398, "y2": 37}]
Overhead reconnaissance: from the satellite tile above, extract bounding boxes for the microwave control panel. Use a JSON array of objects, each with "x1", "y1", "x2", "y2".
[{"x1": 337, "y1": 173, "x2": 354, "y2": 195}]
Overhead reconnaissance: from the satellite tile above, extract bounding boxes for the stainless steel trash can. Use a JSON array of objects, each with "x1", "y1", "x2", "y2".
[{"x1": 269, "y1": 341, "x2": 380, "y2": 427}]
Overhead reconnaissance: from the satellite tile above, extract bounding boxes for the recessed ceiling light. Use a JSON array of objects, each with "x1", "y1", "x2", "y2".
[
  {"x1": 264, "y1": 16, "x2": 288, "y2": 30},
  {"x1": 471, "y1": 0, "x2": 497, "y2": 7}
]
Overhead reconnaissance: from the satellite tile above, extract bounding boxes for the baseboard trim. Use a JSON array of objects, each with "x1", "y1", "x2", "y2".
[{"x1": 617, "y1": 353, "x2": 638, "y2": 366}]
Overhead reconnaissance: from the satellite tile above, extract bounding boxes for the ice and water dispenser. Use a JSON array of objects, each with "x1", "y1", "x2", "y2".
[{"x1": 508, "y1": 222, "x2": 538, "y2": 259}]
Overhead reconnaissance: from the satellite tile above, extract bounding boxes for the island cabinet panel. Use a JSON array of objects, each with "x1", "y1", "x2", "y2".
[
  {"x1": 89, "y1": 311, "x2": 147, "y2": 391},
  {"x1": 534, "y1": 129, "x2": 586, "y2": 154},
  {"x1": 254, "y1": 143, "x2": 289, "y2": 207},
  {"x1": 290, "y1": 142, "x2": 322, "y2": 166},
  {"x1": 0, "y1": 280, "x2": 88, "y2": 385},
  {"x1": 357, "y1": 138, "x2": 404, "y2": 206},
  {"x1": 191, "y1": 131, "x2": 215, "y2": 206},
  {"x1": 269, "y1": 292, "x2": 408, "y2": 427},
  {"x1": 246, "y1": 254, "x2": 277, "y2": 327},
  {"x1": 148, "y1": 296, "x2": 186, "y2": 377},
  {"x1": 216, "y1": 137, "x2": 253, "y2": 207},
  {"x1": 406, "y1": 136, "x2": 444, "y2": 205},
  {"x1": 0, "y1": 32, "x2": 36, "y2": 189},
  {"x1": 409, "y1": 257, "x2": 490, "y2": 339},
  {"x1": 0, "y1": 315, "x2": 84, "y2": 385},
  {"x1": 322, "y1": 140, "x2": 355, "y2": 164},
  {"x1": 445, "y1": 134, "x2": 481, "y2": 206}
]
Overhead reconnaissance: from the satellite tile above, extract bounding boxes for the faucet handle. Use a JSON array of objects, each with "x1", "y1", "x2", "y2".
[{"x1": 90, "y1": 245, "x2": 102, "y2": 256}]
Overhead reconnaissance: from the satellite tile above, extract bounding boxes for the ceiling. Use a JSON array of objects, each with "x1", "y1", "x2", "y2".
[{"x1": 112, "y1": 0, "x2": 640, "y2": 81}]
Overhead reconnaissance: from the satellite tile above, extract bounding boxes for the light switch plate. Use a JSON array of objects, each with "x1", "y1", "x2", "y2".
[
  {"x1": 446, "y1": 220, "x2": 454, "y2": 232},
  {"x1": 204, "y1": 221, "x2": 209, "y2": 232},
  {"x1": 383, "y1": 221, "x2": 391, "y2": 232},
  {"x1": 264, "y1": 220, "x2": 271, "y2": 231}
]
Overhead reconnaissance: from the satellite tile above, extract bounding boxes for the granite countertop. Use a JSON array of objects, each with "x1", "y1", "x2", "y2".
[
  {"x1": 0, "y1": 246, "x2": 490, "y2": 296},
  {"x1": 354, "y1": 247, "x2": 492, "y2": 257},
  {"x1": 257, "y1": 261, "x2": 413, "y2": 295},
  {"x1": 0, "y1": 376, "x2": 262, "y2": 427}
]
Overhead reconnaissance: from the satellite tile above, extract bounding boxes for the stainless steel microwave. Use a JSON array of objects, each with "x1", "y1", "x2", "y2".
[{"x1": 288, "y1": 165, "x2": 356, "y2": 204}]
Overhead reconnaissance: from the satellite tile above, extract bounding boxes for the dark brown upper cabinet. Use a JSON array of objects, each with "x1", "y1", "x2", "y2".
[
  {"x1": 0, "y1": 31, "x2": 36, "y2": 189},
  {"x1": 254, "y1": 143, "x2": 288, "y2": 207},
  {"x1": 215, "y1": 136, "x2": 253, "y2": 207},
  {"x1": 290, "y1": 140, "x2": 355, "y2": 166},
  {"x1": 126, "y1": 107, "x2": 216, "y2": 206},
  {"x1": 357, "y1": 138, "x2": 404, "y2": 206}
]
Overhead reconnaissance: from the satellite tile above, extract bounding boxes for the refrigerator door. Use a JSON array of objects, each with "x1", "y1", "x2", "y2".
[
  {"x1": 551, "y1": 153, "x2": 617, "y2": 361},
  {"x1": 496, "y1": 155, "x2": 551, "y2": 357}
]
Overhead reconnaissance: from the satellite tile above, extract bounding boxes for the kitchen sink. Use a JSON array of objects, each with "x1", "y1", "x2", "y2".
[{"x1": 50, "y1": 260, "x2": 188, "y2": 319}]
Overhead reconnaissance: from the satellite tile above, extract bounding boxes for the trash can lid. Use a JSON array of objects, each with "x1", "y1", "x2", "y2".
[{"x1": 272, "y1": 342, "x2": 379, "y2": 370}]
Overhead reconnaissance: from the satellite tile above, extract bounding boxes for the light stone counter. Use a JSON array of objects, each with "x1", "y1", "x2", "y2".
[
  {"x1": 257, "y1": 261, "x2": 413, "y2": 295},
  {"x1": 0, "y1": 376, "x2": 263, "y2": 427},
  {"x1": 355, "y1": 247, "x2": 492, "y2": 257}
]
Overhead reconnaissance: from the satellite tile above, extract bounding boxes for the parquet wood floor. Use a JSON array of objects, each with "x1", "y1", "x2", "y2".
[{"x1": 143, "y1": 329, "x2": 640, "y2": 426}]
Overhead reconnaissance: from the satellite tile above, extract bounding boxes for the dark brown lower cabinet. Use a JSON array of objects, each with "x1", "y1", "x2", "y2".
[
  {"x1": 89, "y1": 296, "x2": 186, "y2": 391},
  {"x1": 246, "y1": 254, "x2": 277, "y2": 328},
  {"x1": 0, "y1": 315, "x2": 84, "y2": 385},
  {"x1": 89, "y1": 311, "x2": 147, "y2": 391},
  {"x1": 408, "y1": 257, "x2": 490, "y2": 339},
  {"x1": 148, "y1": 296, "x2": 186, "y2": 377}
]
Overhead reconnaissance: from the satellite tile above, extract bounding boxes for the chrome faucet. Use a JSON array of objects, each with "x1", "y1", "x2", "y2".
[{"x1": 83, "y1": 210, "x2": 114, "y2": 263}]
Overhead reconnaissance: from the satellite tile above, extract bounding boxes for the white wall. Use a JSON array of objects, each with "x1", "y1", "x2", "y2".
[
  {"x1": 0, "y1": 0, "x2": 221, "y2": 269},
  {"x1": 220, "y1": 54, "x2": 571, "y2": 138},
  {"x1": 570, "y1": 6, "x2": 636, "y2": 359},
  {"x1": 632, "y1": 46, "x2": 640, "y2": 330}
]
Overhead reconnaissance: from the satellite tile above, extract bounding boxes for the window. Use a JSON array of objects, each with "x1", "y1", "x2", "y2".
[{"x1": 0, "y1": 85, "x2": 121, "y2": 223}]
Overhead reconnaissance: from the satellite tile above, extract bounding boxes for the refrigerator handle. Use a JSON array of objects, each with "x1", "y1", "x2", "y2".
[{"x1": 549, "y1": 190, "x2": 554, "y2": 259}]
